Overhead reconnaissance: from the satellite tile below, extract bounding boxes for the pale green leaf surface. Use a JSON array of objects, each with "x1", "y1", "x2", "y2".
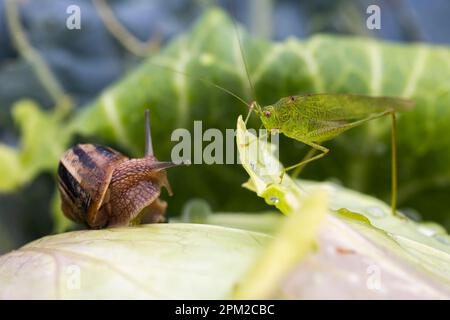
[
  {"x1": 235, "y1": 116, "x2": 450, "y2": 298},
  {"x1": 0, "y1": 224, "x2": 269, "y2": 299},
  {"x1": 231, "y1": 190, "x2": 328, "y2": 299},
  {"x1": 1, "y1": 117, "x2": 450, "y2": 299}
]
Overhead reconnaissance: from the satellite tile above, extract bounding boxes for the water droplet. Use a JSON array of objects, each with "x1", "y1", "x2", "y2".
[
  {"x1": 327, "y1": 178, "x2": 342, "y2": 187},
  {"x1": 417, "y1": 222, "x2": 446, "y2": 237},
  {"x1": 417, "y1": 226, "x2": 436, "y2": 237},
  {"x1": 399, "y1": 208, "x2": 422, "y2": 221},
  {"x1": 321, "y1": 183, "x2": 337, "y2": 194},
  {"x1": 434, "y1": 234, "x2": 450, "y2": 245},
  {"x1": 366, "y1": 206, "x2": 386, "y2": 218},
  {"x1": 181, "y1": 199, "x2": 212, "y2": 223},
  {"x1": 269, "y1": 196, "x2": 279, "y2": 204}
]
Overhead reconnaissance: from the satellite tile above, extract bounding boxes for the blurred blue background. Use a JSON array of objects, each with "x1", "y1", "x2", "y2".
[{"x1": 0, "y1": 0, "x2": 449, "y2": 253}]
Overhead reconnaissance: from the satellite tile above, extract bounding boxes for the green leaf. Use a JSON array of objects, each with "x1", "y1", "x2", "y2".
[
  {"x1": 1, "y1": 116, "x2": 450, "y2": 299},
  {"x1": 231, "y1": 190, "x2": 328, "y2": 299},
  {"x1": 0, "y1": 224, "x2": 270, "y2": 299},
  {"x1": 234, "y1": 116, "x2": 450, "y2": 298},
  {"x1": 0, "y1": 144, "x2": 23, "y2": 191},
  {"x1": 2, "y1": 8, "x2": 450, "y2": 230},
  {"x1": 66, "y1": 8, "x2": 450, "y2": 225},
  {"x1": 0, "y1": 100, "x2": 71, "y2": 191}
]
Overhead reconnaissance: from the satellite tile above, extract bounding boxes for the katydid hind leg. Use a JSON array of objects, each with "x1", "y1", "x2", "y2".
[
  {"x1": 390, "y1": 111, "x2": 398, "y2": 217},
  {"x1": 291, "y1": 147, "x2": 318, "y2": 179},
  {"x1": 280, "y1": 141, "x2": 330, "y2": 181},
  {"x1": 309, "y1": 110, "x2": 400, "y2": 217}
]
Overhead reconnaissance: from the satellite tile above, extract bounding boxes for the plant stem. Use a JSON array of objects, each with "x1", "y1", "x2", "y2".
[
  {"x1": 93, "y1": 0, "x2": 160, "y2": 57},
  {"x1": 5, "y1": 0, "x2": 71, "y2": 115}
]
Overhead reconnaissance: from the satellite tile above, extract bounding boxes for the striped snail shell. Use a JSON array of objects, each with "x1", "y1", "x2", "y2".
[{"x1": 57, "y1": 110, "x2": 181, "y2": 229}]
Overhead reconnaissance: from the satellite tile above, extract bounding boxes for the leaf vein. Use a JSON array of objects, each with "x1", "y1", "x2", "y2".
[{"x1": 402, "y1": 46, "x2": 428, "y2": 98}]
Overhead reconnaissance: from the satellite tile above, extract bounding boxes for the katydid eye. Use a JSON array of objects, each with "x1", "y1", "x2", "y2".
[{"x1": 264, "y1": 111, "x2": 271, "y2": 117}]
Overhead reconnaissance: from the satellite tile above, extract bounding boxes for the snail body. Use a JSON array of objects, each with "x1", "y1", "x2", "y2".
[{"x1": 57, "y1": 110, "x2": 179, "y2": 229}]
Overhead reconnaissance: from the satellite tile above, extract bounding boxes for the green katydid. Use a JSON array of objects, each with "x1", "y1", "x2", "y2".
[
  {"x1": 248, "y1": 94, "x2": 414, "y2": 216},
  {"x1": 235, "y1": 20, "x2": 414, "y2": 216},
  {"x1": 149, "y1": 20, "x2": 415, "y2": 217}
]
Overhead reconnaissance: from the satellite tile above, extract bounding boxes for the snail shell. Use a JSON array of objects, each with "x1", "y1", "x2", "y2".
[{"x1": 57, "y1": 110, "x2": 180, "y2": 229}]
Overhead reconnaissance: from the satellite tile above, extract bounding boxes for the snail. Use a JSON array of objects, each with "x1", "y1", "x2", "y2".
[{"x1": 57, "y1": 110, "x2": 183, "y2": 229}]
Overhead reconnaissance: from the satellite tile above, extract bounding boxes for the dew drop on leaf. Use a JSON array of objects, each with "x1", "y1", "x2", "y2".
[
  {"x1": 366, "y1": 206, "x2": 386, "y2": 218},
  {"x1": 434, "y1": 234, "x2": 450, "y2": 245},
  {"x1": 269, "y1": 196, "x2": 279, "y2": 204},
  {"x1": 417, "y1": 226, "x2": 438, "y2": 237}
]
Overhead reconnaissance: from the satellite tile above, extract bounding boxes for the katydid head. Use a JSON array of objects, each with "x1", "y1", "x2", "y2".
[
  {"x1": 258, "y1": 104, "x2": 278, "y2": 129},
  {"x1": 258, "y1": 96, "x2": 299, "y2": 129}
]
